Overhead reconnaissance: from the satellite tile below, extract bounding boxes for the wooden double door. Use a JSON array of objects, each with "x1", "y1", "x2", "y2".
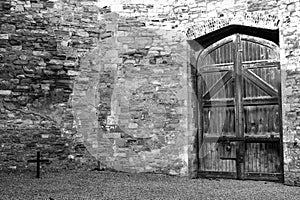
[{"x1": 197, "y1": 34, "x2": 283, "y2": 181}]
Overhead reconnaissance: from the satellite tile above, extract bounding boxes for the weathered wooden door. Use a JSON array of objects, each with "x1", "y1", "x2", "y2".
[{"x1": 197, "y1": 34, "x2": 283, "y2": 182}]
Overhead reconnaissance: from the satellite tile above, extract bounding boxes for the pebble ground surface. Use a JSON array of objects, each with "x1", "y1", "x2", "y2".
[{"x1": 0, "y1": 170, "x2": 299, "y2": 200}]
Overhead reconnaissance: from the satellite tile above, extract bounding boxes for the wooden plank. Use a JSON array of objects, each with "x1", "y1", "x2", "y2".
[
  {"x1": 256, "y1": 68, "x2": 263, "y2": 96},
  {"x1": 244, "y1": 39, "x2": 249, "y2": 61},
  {"x1": 257, "y1": 143, "x2": 261, "y2": 172},
  {"x1": 241, "y1": 40, "x2": 246, "y2": 61},
  {"x1": 204, "y1": 143, "x2": 208, "y2": 171},
  {"x1": 210, "y1": 143, "x2": 214, "y2": 171},
  {"x1": 200, "y1": 64, "x2": 233, "y2": 74},
  {"x1": 242, "y1": 61, "x2": 280, "y2": 70},
  {"x1": 216, "y1": 46, "x2": 221, "y2": 64},
  {"x1": 211, "y1": 49, "x2": 216, "y2": 65},
  {"x1": 243, "y1": 69, "x2": 278, "y2": 97},
  {"x1": 248, "y1": 41, "x2": 253, "y2": 61},
  {"x1": 224, "y1": 42, "x2": 228, "y2": 63},
  {"x1": 270, "y1": 143, "x2": 275, "y2": 172},
  {"x1": 252, "y1": 143, "x2": 256, "y2": 172},
  {"x1": 266, "y1": 48, "x2": 270, "y2": 59},
  {"x1": 266, "y1": 143, "x2": 271, "y2": 173},
  {"x1": 215, "y1": 144, "x2": 219, "y2": 171},
  {"x1": 250, "y1": 143, "x2": 253, "y2": 172},
  {"x1": 203, "y1": 71, "x2": 233, "y2": 100},
  {"x1": 247, "y1": 143, "x2": 251, "y2": 173},
  {"x1": 257, "y1": 43, "x2": 261, "y2": 60},
  {"x1": 219, "y1": 107, "x2": 223, "y2": 136},
  {"x1": 203, "y1": 136, "x2": 280, "y2": 143},
  {"x1": 260, "y1": 143, "x2": 265, "y2": 173},
  {"x1": 232, "y1": 142, "x2": 237, "y2": 173},
  {"x1": 229, "y1": 41, "x2": 233, "y2": 63},
  {"x1": 242, "y1": 36, "x2": 279, "y2": 52}
]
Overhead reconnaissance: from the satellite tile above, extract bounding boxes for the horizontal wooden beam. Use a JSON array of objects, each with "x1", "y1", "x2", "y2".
[
  {"x1": 203, "y1": 97, "x2": 279, "y2": 107},
  {"x1": 242, "y1": 61, "x2": 280, "y2": 69},
  {"x1": 202, "y1": 136, "x2": 280, "y2": 143}
]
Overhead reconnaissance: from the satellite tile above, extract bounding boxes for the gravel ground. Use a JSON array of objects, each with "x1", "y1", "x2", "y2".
[{"x1": 0, "y1": 170, "x2": 299, "y2": 200}]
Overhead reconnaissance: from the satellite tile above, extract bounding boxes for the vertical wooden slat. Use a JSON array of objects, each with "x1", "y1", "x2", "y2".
[
  {"x1": 264, "y1": 143, "x2": 269, "y2": 173},
  {"x1": 215, "y1": 144, "x2": 219, "y2": 171},
  {"x1": 244, "y1": 40, "x2": 248, "y2": 61},
  {"x1": 218, "y1": 45, "x2": 222, "y2": 64},
  {"x1": 242, "y1": 40, "x2": 246, "y2": 61},
  {"x1": 225, "y1": 146, "x2": 228, "y2": 172},
  {"x1": 247, "y1": 144, "x2": 251, "y2": 172},
  {"x1": 248, "y1": 41, "x2": 252, "y2": 61},
  {"x1": 257, "y1": 43, "x2": 261, "y2": 60},
  {"x1": 262, "y1": 68, "x2": 267, "y2": 96},
  {"x1": 250, "y1": 144, "x2": 253, "y2": 173},
  {"x1": 252, "y1": 143, "x2": 256, "y2": 172},
  {"x1": 202, "y1": 143, "x2": 205, "y2": 170},
  {"x1": 211, "y1": 143, "x2": 215, "y2": 171},
  {"x1": 229, "y1": 42, "x2": 232, "y2": 63},
  {"x1": 224, "y1": 43, "x2": 228, "y2": 63},
  {"x1": 252, "y1": 42, "x2": 256, "y2": 61},
  {"x1": 207, "y1": 143, "x2": 211, "y2": 170},
  {"x1": 270, "y1": 143, "x2": 274, "y2": 172},
  {"x1": 224, "y1": 44, "x2": 227, "y2": 64},
  {"x1": 252, "y1": 42, "x2": 257, "y2": 60},
  {"x1": 266, "y1": 143, "x2": 270, "y2": 173},
  {"x1": 256, "y1": 143, "x2": 260, "y2": 172},
  {"x1": 215, "y1": 108, "x2": 219, "y2": 136},
  {"x1": 266, "y1": 47, "x2": 270, "y2": 59},
  {"x1": 220, "y1": 107, "x2": 223, "y2": 136},
  {"x1": 260, "y1": 143, "x2": 264, "y2": 172},
  {"x1": 244, "y1": 107, "x2": 248, "y2": 135},
  {"x1": 260, "y1": 45, "x2": 264, "y2": 60}
]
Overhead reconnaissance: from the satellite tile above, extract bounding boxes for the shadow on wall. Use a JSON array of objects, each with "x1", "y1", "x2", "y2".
[{"x1": 72, "y1": 18, "x2": 197, "y2": 175}]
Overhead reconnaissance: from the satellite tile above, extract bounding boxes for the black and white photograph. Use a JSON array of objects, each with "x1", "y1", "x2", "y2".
[{"x1": 0, "y1": 0, "x2": 300, "y2": 199}]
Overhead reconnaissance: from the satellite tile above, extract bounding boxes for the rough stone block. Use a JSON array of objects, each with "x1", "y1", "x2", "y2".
[
  {"x1": 0, "y1": 90, "x2": 11, "y2": 95},
  {"x1": 128, "y1": 123, "x2": 138, "y2": 129},
  {"x1": 15, "y1": 5, "x2": 24, "y2": 12},
  {"x1": 31, "y1": 3, "x2": 44, "y2": 8},
  {"x1": 104, "y1": 64, "x2": 117, "y2": 70},
  {"x1": 67, "y1": 70, "x2": 80, "y2": 76},
  {"x1": 64, "y1": 61, "x2": 76, "y2": 67},
  {"x1": 0, "y1": 34, "x2": 9, "y2": 40},
  {"x1": 105, "y1": 50, "x2": 119, "y2": 58},
  {"x1": 103, "y1": 133, "x2": 121, "y2": 139},
  {"x1": 117, "y1": 36, "x2": 134, "y2": 43}
]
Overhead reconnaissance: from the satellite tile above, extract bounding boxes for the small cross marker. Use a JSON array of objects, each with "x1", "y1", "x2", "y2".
[{"x1": 27, "y1": 151, "x2": 50, "y2": 178}]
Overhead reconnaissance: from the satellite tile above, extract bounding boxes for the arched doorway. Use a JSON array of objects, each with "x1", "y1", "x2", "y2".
[{"x1": 196, "y1": 33, "x2": 283, "y2": 182}]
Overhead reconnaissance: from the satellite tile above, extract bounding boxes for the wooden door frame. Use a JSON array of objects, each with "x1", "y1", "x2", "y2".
[{"x1": 195, "y1": 33, "x2": 284, "y2": 182}]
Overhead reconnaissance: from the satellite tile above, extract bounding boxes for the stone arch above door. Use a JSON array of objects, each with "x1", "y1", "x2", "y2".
[{"x1": 185, "y1": 11, "x2": 279, "y2": 40}]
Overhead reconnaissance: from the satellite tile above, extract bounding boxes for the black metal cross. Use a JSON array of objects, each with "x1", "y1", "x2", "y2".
[{"x1": 27, "y1": 151, "x2": 50, "y2": 178}]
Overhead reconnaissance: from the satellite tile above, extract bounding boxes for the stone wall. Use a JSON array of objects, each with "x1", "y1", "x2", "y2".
[
  {"x1": 0, "y1": 0, "x2": 300, "y2": 186},
  {"x1": 0, "y1": 0, "x2": 106, "y2": 171},
  {"x1": 72, "y1": 12, "x2": 192, "y2": 175},
  {"x1": 279, "y1": 0, "x2": 300, "y2": 186}
]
